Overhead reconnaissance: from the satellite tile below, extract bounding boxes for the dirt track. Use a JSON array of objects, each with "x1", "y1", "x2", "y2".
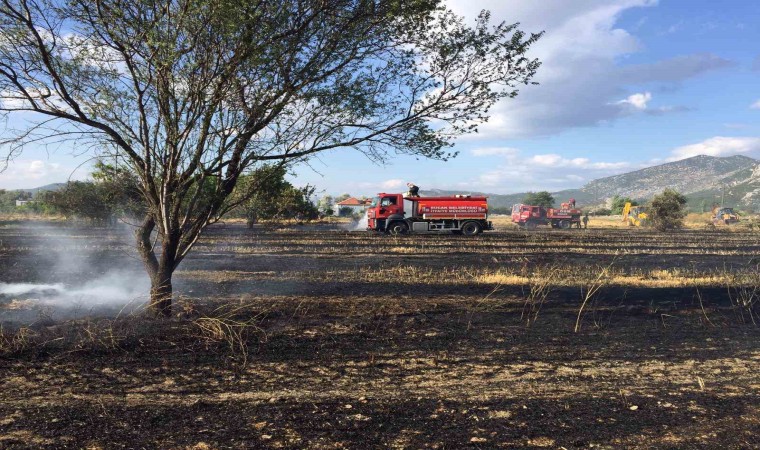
[{"x1": 1, "y1": 221, "x2": 758, "y2": 448}]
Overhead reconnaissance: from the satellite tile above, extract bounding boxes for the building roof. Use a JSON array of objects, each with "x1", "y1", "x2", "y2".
[{"x1": 337, "y1": 197, "x2": 370, "y2": 206}]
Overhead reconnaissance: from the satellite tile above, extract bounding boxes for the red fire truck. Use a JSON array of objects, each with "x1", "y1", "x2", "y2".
[
  {"x1": 511, "y1": 203, "x2": 581, "y2": 229},
  {"x1": 366, "y1": 193, "x2": 492, "y2": 235}
]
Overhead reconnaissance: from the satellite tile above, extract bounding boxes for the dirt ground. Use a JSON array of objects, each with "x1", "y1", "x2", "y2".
[{"x1": 0, "y1": 220, "x2": 758, "y2": 449}]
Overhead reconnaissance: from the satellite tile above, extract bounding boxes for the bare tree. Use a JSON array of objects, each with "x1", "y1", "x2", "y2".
[{"x1": 0, "y1": 0, "x2": 542, "y2": 316}]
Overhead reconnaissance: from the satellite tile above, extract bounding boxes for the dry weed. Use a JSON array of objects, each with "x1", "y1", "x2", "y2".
[
  {"x1": 0, "y1": 325, "x2": 35, "y2": 354},
  {"x1": 725, "y1": 268, "x2": 760, "y2": 325},
  {"x1": 521, "y1": 265, "x2": 560, "y2": 327},
  {"x1": 575, "y1": 259, "x2": 616, "y2": 333},
  {"x1": 193, "y1": 304, "x2": 271, "y2": 367}
]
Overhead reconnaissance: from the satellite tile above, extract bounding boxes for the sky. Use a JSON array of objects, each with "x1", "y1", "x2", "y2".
[{"x1": 1, "y1": 0, "x2": 760, "y2": 196}]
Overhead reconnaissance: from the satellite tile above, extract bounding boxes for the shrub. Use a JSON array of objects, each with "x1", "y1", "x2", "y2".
[
  {"x1": 610, "y1": 195, "x2": 638, "y2": 215},
  {"x1": 523, "y1": 191, "x2": 555, "y2": 208},
  {"x1": 649, "y1": 189, "x2": 688, "y2": 231}
]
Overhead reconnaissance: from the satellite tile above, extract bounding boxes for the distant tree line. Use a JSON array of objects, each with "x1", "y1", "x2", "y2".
[{"x1": 1, "y1": 162, "x2": 321, "y2": 226}]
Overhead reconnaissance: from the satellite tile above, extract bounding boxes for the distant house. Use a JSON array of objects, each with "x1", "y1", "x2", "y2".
[
  {"x1": 335, "y1": 197, "x2": 371, "y2": 216},
  {"x1": 15, "y1": 200, "x2": 34, "y2": 207}
]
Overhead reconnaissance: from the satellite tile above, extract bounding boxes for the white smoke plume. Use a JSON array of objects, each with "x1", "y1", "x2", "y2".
[
  {"x1": 0, "y1": 271, "x2": 148, "y2": 308},
  {"x1": 0, "y1": 223, "x2": 150, "y2": 323},
  {"x1": 345, "y1": 214, "x2": 369, "y2": 232}
]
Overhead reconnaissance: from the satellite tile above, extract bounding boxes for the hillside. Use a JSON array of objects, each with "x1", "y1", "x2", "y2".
[
  {"x1": 18, "y1": 183, "x2": 66, "y2": 193},
  {"x1": 425, "y1": 155, "x2": 760, "y2": 211},
  {"x1": 578, "y1": 155, "x2": 756, "y2": 205}
]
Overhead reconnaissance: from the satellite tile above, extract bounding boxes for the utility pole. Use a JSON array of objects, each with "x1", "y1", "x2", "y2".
[{"x1": 721, "y1": 185, "x2": 725, "y2": 207}]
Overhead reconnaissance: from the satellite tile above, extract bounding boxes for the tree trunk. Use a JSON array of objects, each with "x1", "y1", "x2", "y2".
[
  {"x1": 150, "y1": 268, "x2": 173, "y2": 317},
  {"x1": 136, "y1": 214, "x2": 173, "y2": 318},
  {"x1": 246, "y1": 211, "x2": 257, "y2": 229}
]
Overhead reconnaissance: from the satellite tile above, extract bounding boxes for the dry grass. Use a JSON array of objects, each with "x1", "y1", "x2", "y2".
[
  {"x1": 348, "y1": 265, "x2": 757, "y2": 289},
  {"x1": 1, "y1": 222, "x2": 759, "y2": 448},
  {"x1": 0, "y1": 213, "x2": 67, "y2": 222}
]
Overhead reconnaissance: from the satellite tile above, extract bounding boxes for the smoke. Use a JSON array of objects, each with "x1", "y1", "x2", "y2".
[
  {"x1": 0, "y1": 271, "x2": 148, "y2": 308},
  {"x1": 0, "y1": 283, "x2": 65, "y2": 296},
  {"x1": 0, "y1": 223, "x2": 150, "y2": 323},
  {"x1": 345, "y1": 213, "x2": 368, "y2": 232}
]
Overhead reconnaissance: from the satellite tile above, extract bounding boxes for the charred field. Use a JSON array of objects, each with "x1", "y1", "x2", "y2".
[{"x1": 0, "y1": 220, "x2": 759, "y2": 449}]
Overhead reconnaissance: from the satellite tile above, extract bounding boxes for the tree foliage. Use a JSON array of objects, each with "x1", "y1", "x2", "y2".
[
  {"x1": 275, "y1": 184, "x2": 319, "y2": 222},
  {"x1": 334, "y1": 194, "x2": 352, "y2": 204},
  {"x1": 317, "y1": 195, "x2": 335, "y2": 217},
  {"x1": 42, "y1": 181, "x2": 114, "y2": 223},
  {"x1": 649, "y1": 189, "x2": 688, "y2": 231},
  {"x1": 523, "y1": 191, "x2": 555, "y2": 208},
  {"x1": 40, "y1": 162, "x2": 142, "y2": 224},
  {"x1": 0, "y1": 189, "x2": 27, "y2": 212},
  {"x1": 0, "y1": 0, "x2": 542, "y2": 315},
  {"x1": 233, "y1": 165, "x2": 318, "y2": 227},
  {"x1": 610, "y1": 195, "x2": 638, "y2": 215},
  {"x1": 338, "y1": 206, "x2": 356, "y2": 217}
]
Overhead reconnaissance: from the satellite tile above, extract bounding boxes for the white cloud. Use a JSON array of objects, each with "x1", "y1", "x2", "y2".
[
  {"x1": 380, "y1": 179, "x2": 405, "y2": 189},
  {"x1": 529, "y1": 154, "x2": 631, "y2": 170},
  {"x1": 445, "y1": 1, "x2": 731, "y2": 138},
  {"x1": 617, "y1": 92, "x2": 651, "y2": 110},
  {"x1": 465, "y1": 147, "x2": 632, "y2": 191},
  {"x1": 670, "y1": 136, "x2": 760, "y2": 160},
  {"x1": 0, "y1": 159, "x2": 86, "y2": 189},
  {"x1": 470, "y1": 147, "x2": 520, "y2": 157},
  {"x1": 612, "y1": 92, "x2": 688, "y2": 115},
  {"x1": 750, "y1": 99, "x2": 760, "y2": 110}
]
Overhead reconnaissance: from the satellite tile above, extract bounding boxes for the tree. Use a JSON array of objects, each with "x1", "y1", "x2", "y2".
[
  {"x1": 317, "y1": 195, "x2": 335, "y2": 217},
  {"x1": 234, "y1": 166, "x2": 319, "y2": 225},
  {"x1": 42, "y1": 181, "x2": 114, "y2": 223},
  {"x1": 90, "y1": 160, "x2": 144, "y2": 219},
  {"x1": 334, "y1": 194, "x2": 352, "y2": 204},
  {"x1": 338, "y1": 206, "x2": 355, "y2": 217},
  {"x1": 0, "y1": 189, "x2": 19, "y2": 212},
  {"x1": 37, "y1": 161, "x2": 143, "y2": 223},
  {"x1": 0, "y1": 0, "x2": 542, "y2": 316},
  {"x1": 276, "y1": 185, "x2": 319, "y2": 222},
  {"x1": 233, "y1": 165, "x2": 290, "y2": 228},
  {"x1": 649, "y1": 189, "x2": 688, "y2": 231},
  {"x1": 523, "y1": 191, "x2": 555, "y2": 208},
  {"x1": 610, "y1": 195, "x2": 637, "y2": 215}
]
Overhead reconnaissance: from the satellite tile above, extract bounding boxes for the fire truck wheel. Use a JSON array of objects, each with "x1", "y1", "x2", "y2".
[
  {"x1": 461, "y1": 221, "x2": 481, "y2": 236},
  {"x1": 559, "y1": 220, "x2": 571, "y2": 229},
  {"x1": 525, "y1": 220, "x2": 538, "y2": 230},
  {"x1": 388, "y1": 221, "x2": 409, "y2": 235}
]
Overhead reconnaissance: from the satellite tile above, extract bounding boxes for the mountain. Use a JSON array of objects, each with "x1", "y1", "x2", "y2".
[
  {"x1": 578, "y1": 155, "x2": 756, "y2": 202},
  {"x1": 17, "y1": 183, "x2": 66, "y2": 193},
  {"x1": 423, "y1": 155, "x2": 760, "y2": 211}
]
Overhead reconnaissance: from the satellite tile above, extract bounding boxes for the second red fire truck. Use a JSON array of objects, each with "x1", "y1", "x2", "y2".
[{"x1": 511, "y1": 202, "x2": 582, "y2": 229}]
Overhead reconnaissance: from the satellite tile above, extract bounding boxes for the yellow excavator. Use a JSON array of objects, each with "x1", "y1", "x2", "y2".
[
  {"x1": 712, "y1": 206, "x2": 740, "y2": 225},
  {"x1": 622, "y1": 202, "x2": 648, "y2": 227}
]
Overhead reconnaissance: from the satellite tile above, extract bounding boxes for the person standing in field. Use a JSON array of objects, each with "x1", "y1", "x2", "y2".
[{"x1": 582, "y1": 212, "x2": 589, "y2": 229}]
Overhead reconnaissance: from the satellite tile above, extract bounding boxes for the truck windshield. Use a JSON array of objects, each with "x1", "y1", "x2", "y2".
[
  {"x1": 370, "y1": 197, "x2": 380, "y2": 207},
  {"x1": 380, "y1": 197, "x2": 396, "y2": 206}
]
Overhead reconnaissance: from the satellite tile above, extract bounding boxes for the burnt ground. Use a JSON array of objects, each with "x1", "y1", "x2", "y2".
[{"x1": 0, "y1": 220, "x2": 758, "y2": 449}]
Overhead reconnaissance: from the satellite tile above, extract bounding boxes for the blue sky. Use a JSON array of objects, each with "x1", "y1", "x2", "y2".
[{"x1": 2, "y1": 0, "x2": 760, "y2": 196}]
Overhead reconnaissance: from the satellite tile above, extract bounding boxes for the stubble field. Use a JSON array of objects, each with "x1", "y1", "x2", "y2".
[{"x1": 0, "y1": 219, "x2": 759, "y2": 449}]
